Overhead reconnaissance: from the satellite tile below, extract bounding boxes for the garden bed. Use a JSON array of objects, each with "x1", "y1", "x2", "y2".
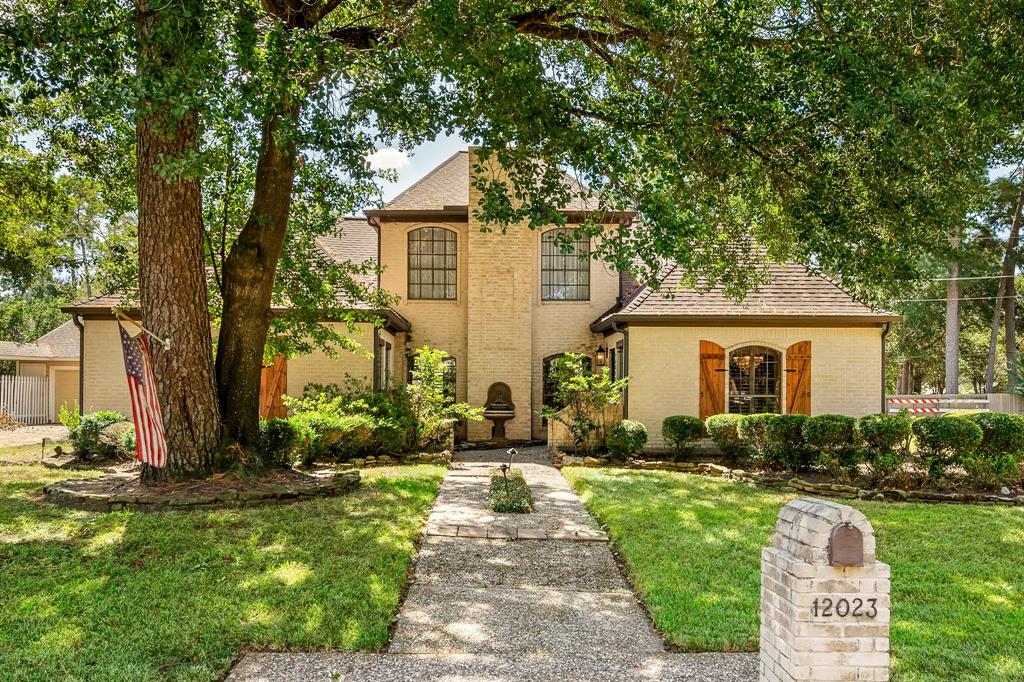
[
  {"x1": 44, "y1": 468, "x2": 361, "y2": 512},
  {"x1": 552, "y1": 448, "x2": 1024, "y2": 506},
  {"x1": 488, "y1": 467, "x2": 533, "y2": 513}
]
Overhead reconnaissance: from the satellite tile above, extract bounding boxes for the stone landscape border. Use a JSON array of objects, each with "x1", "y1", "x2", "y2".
[
  {"x1": 343, "y1": 450, "x2": 451, "y2": 468},
  {"x1": 44, "y1": 470, "x2": 361, "y2": 512},
  {"x1": 552, "y1": 450, "x2": 1024, "y2": 507}
]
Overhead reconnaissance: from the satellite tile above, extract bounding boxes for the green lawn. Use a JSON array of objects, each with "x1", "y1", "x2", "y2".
[
  {"x1": 0, "y1": 440, "x2": 69, "y2": 464},
  {"x1": 0, "y1": 464, "x2": 443, "y2": 681},
  {"x1": 564, "y1": 467, "x2": 1024, "y2": 682}
]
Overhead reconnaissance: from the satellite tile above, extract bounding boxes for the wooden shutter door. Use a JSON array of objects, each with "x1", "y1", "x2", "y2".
[
  {"x1": 699, "y1": 340, "x2": 726, "y2": 420},
  {"x1": 786, "y1": 341, "x2": 811, "y2": 415},
  {"x1": 260, "y1": 355, "x2": 288, "y2": 419}
]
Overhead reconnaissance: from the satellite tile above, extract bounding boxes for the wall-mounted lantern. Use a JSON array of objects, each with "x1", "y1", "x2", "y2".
[{"x1": 596, "y1": 344, "x2": 607, "y2": 366}]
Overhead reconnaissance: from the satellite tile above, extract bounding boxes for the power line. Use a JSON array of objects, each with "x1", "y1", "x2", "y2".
[
  {"x1": 926, "y1": 274, "x2": 1018, "y2": 281},
  {"x1": 896, "y1": 295, "x2": 1024, "y2": 303}
]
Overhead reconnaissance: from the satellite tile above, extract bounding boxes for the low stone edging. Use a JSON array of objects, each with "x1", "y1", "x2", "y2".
[
  {"x1": 345, "y1": 450, "x2": 452, "y2": 469},
  {"x1": 553, "y1": 451, "x2": 1024, "y2": 507},
  {"x1": 44, "y1": 469, "x2": 361, "y2": 512}
]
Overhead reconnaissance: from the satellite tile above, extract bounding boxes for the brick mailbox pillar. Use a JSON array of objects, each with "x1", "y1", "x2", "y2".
[{"x1": 760, "y1": 498, "x2": 891, "y2": 682}]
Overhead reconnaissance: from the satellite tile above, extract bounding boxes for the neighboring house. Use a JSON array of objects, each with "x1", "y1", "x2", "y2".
[
  {"x1": 0, "y1": 320, "x2": 81, "y2": 422},
  {"x1": 62, "y1": 148, "x2": 898, "y2": 447}
]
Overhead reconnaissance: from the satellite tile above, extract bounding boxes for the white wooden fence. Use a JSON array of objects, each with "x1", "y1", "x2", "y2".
[
  {"x1": 0, "y1": 375, "x2": 50, "y2": 425},
  {"x1": 886, "y1": 393, "x2": 1024, "y2": 415}
]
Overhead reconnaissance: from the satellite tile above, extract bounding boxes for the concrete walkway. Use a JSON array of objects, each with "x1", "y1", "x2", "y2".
[{"x1": 229, "y1": 447, "x2": 757, "y2": 681}]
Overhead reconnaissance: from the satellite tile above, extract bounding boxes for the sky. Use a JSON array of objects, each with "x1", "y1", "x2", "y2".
[{"x1": 364, "y1": 131, "x2": 471, "y2": 205}]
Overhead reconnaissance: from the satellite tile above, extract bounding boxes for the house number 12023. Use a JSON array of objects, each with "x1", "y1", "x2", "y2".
[{"x1": 812, "y1": 597, "x2": 878, "y2": 619}]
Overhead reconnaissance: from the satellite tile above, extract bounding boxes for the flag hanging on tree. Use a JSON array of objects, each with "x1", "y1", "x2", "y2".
[{"x1": 118, "y1": 324, "x2": 168, "y2": 468}]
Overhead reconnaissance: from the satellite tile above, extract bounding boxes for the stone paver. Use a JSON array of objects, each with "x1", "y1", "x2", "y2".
[
  {"x1": 229, "y1": 446, "x2": 757, "y2": 681},
  {"x1": 230, "y1": 651, "x2": 759, "y2": 681}
]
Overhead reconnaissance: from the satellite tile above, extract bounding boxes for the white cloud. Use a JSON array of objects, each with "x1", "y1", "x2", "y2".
[{"x1": 365, "y1": 148, "x2": 410, "y2": 171}]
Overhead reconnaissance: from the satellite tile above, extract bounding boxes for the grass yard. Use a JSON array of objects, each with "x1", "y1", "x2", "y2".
[
  {"x1": 0, "y1": 440, "x2": 70, "y2": 464},
  {"x1": 0, "y1": 463, "x2": 444, "y2": 681},
  {"x1": 564, "y1": 467, "x2": 1024, "y2": 682}
]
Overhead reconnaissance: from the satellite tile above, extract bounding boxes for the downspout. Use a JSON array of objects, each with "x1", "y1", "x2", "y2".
[
  {"x1": 372, "y1": 326, "x2": 381, "y2": 392},
  {"x1": 611, "y1": 321, "x2": 628, "y2": 419},
  {"x1": 880, "y1": 322, "x2": 891, "y2": 413},
  {"x1": 72, "y1": 314, "x2": 85, "y2": 416}
]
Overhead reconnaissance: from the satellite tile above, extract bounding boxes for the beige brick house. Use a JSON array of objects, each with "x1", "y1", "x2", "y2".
[{"x1": 62, "y1": 149, "x2": 897, "y2": 446}]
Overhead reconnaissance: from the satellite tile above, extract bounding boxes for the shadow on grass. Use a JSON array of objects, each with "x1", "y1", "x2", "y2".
[
  {"x1": 0, "y1": 464, "x2": 443, "y2": 682},
  {"x1": 564, "y1": 467, "x2": 1024, "y2": 681}
]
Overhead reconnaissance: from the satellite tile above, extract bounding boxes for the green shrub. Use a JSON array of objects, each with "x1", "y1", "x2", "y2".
[
  {"x1": 738, "y1": 413, "x2": 778, "y2": 468},
  {"x1": 289, "y1": 411, "x2": 380, "y2": 465},
  {"x1": 661, "y1": 416, "x2": 704, "y2": 460},
  {"x1": 258, "y1": 418, "x2": 300, "y2": 468},
  {"x1": 118, "y1": 425, "x2": 136, "y2": 458},
  {"x1": 803, "y1": 414, "x2": 859, "y2": 478},
  {"x1": 857, "y1": 413, "x2": 912, "y2": 483},
  {"x1": 607, "y1": 419, "x2": 648, "y2": 459},
  {"x1": 764, "y1": 414, "x2": 813, "y2": 472},
  {"x1": 489, "y1": 467, "x2": 533, "y2": 513},
  {"x1": 57, "y1": 401, "x2": 80, "y2": 431},
  {"x1": 69, "y1": 411, "x2": 127, "y2": 458},
  {"x1": 705, "y1": 414, "x2": 747, "y2": 464},
  {"x1": 958, "y1": 413, "x2": 1024, "y2": 489},
  {"x1": 912, "y1": 416, "x2": 983, "y2": 482}
]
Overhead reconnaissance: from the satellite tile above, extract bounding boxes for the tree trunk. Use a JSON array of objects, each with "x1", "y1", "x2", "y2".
[
  {"x1": 136, "y1": 0, "x2": 222, "y2": 483},
  {"x1": 984, "y1": 185, "x2": 1023, "y2": 392},
  {"x1": 945, "y1": 258, "x2": 960, "y2": 395},
  {"x1": 1005, "y1": 276, "x2": 1016, "y2": 391},
  {"x1": 216, "y1": 102, "x2": 301, "y2": 447}
]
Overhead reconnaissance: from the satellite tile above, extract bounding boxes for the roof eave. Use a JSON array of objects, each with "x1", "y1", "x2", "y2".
[{"x1": 592, "y1": 312, "x2": 902, "y2": 332}]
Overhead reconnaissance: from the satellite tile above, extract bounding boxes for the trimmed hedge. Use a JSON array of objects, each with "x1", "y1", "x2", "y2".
[
  {"x1": 607, "y1": 419, "x2": 648, "y2": 459},
  {"x1": 803, "y1": 414, "x2": 859, "y2": 478},
  {"x1": 959, "y1": 413, "x2": 1024, "y2": 488},
  {"x1": 259, "y1": 418, "x2": 301, "y2": 468},
  {"x1": 912, "y1": 416, "x2": 983, "y2": 481},
  {"x1": 764, "y1": 414, "x2": 812, "y2": 472},
  {"x1": 705, "y1": 414, "x2": 747, "y2": 464},
  {"x1": 661, "y1": 415, "x2": 704, "y2": 460},
  {"x1": 737, "y1": 414, "x2": 776, "y2": 468},
  {"x1": 857, "y1": 413, "x2": 911, "y2": 483}
]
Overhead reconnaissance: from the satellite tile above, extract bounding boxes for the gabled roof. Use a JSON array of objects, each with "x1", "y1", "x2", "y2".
[
  {"x1": 0, "y1": 320, "x2": 80, "y2": 360},
  {"x1": 368, "y1": 148, "x2": 618, "y2": 216},
  {"x1": 592, "y1": 261, "x2": 898, "y2": 331}
]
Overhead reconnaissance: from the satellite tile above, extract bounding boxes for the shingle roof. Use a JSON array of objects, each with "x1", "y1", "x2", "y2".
[
  {"x1": 314, "y1": 216, "x2": 378, "y2": 289},
  {"x1": 0, "y1": 320, "x2": 80, "y2": 360},
  {"x1": 378, "y1": 149, "x2": 607, "y2": 214},
  {"x1": 593, "y1": 261, "x2": 897, "y2": 330}
]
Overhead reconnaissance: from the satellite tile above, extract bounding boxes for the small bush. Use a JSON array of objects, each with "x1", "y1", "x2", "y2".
[
  {"x1": 738, "y1": 413, "x2": 778, "y2": 468},
  {"x1": 661, "y1": 416, "x2": 704, "y2": 460},
  {"x1": 258, "y1": 418, "x2": 300, "y2": 468},
  {"x1": 70, "y1": 411, "x2": 127, "y2": 458},
  {"x1": 58, "y1": 401, "x2": 80, "y2": 431},
  {"x1": 489, "y1": 467, "x2": 533, "y2": 513},
  {"x1": 705, "y1": 414, "x2": 747, "y2": 464},
  {"x1": 857, "y1": 413, "x2": 912, "y2": 483},
  {"x1": 118, "y1": 425, "x2": 136, "y2": 458},
  {"x1": 958, "y1": 413, "x2": 1024, "y2": 489},
  {"x1": 764, "y1": 414, "x2": 813, "y2": 472},
  {"x1": 607, "y1": 419, "x2": 648, "y2": 459},
  {"x1": 912, "y1": 416, "x2": 983, "y2": 483},
  {"x1": 803, "y1": 414, "x2": 859, "y2": 478}
]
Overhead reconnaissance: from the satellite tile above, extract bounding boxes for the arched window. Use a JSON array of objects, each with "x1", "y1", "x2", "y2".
[
  {"x1": 728, "y1": 346, "x2": 781, "y2": 414},
  {"x1": 541, "y1": 229, "x2": 590, "y2": 301},
  {"x1": 408, "y1": 227, "x2": 457, "y2": 300}
]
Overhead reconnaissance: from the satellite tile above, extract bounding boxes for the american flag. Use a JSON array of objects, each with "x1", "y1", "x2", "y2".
[{"x1": 119, "y1": 324, "x2": 168, "y2": 468}]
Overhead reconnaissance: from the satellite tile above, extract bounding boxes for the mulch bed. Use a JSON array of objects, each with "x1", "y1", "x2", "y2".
[{"x1": 44, "y1": 467, "x2": 361, "y2": 512}]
